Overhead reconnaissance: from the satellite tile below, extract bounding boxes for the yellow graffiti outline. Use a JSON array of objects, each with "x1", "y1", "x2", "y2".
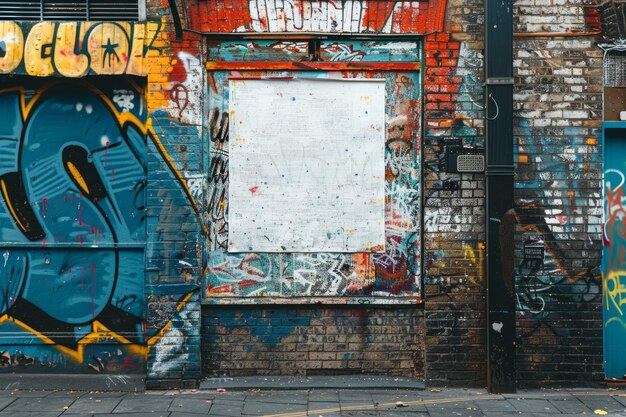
[
  {"x1": 0, "y1": 178, "x2": 28, "y2": 234},
  {"x1": 606, "y1": 316, "x2": 626, "y2": 331},
  {"x1": 0, "y1": 81, "x2": 202, "y2": 362},
  {"x1": 603, "y1": 269, "x2": 626, "y2": 315},
  {"x1": 146, "y1": 291, "x2": 196, "y2": 347},
  {"x1": 65, "y1": 161, "x2": 91, "y2": 195},
  {"x1": 0, "y1": 315, "x2": 146, "y2": 363},
  {"x1": 146, "y1": 121, "x2": 209, "y2": 235}
]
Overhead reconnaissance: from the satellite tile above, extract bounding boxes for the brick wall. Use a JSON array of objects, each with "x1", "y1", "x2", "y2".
[
  {"x1": 202, "y1": 307, "x2": 424, "y2": 377},
  {"x1": 144, "y1": 0, "x2": 205, "y2": 382},
  {"x1": 422, "y1": 0, "x2": 487, "y2": 387},
  {"x1": 512, "y1": 0, "x2": 604, "y2": 387}
]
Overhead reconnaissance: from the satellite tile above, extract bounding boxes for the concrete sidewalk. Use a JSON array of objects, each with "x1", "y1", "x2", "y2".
[{"x1": 0, "y1": 387, "x2": 624, "y2": 417}]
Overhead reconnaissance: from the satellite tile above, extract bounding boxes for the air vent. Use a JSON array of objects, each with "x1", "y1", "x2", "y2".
[
  {"x1": 457, "y1": 154, "x2": 485, "y2": 173},
  {"x1": 444, "y1": 147, "x2": 485, "y2": 173},
  {"x1": 0, "y1": 0, "x2": 140, "y2": 21}
]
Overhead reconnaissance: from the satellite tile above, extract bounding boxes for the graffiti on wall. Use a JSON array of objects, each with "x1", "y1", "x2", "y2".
[
  {"x1": 602, "y1": 130, "x2": 626, "y2": 377},
  {"x1": 0, "y1": 78, "x2": 201, "y2": 373},
  {"x1": 188, "y1": 0, "x2": 447, "y2": 34},
  {"x1": 515, "y1": 116, "x2": 602, "y2": 338},
  {"x1": 0, "y1": 80, "x2": 147, "y2": 371},
  {"x1": 0, "y1": 21, "x2": 161, "y2": 77},
  {"x1": 204, "y1": 41, "x2": 422, "y2": 302}
]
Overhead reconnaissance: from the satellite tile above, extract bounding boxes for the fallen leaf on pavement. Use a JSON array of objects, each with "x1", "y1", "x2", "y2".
[
  {"x1": 595, "y1": 410, "x2": 608, "y2": 415},
  {"x1": 431, "y1": 389, "x2": 442, "y2": 392},
  {"x1": 396, "y1": 402, "x2": 408, "y2": 407}
]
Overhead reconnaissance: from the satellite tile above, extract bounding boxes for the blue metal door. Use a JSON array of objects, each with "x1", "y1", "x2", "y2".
[
  {"x1": 0, "y1": 77, "x2": 147, "y2": 373},
  {"x1": 603, "y1": 123, "x2": 626, "y2": 378}
]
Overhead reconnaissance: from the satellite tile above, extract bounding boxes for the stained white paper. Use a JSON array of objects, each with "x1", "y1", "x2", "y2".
[{"x1": 228, "y1": 78, "x2": 385, "y2": 252}]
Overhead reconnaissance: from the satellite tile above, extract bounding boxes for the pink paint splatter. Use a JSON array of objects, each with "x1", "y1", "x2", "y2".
[
  {"x1": 104, "y1": 141, "x2": 109, "y2": 168},
  {"x1": 90, "y1": 264, "x2": 95, "y2": 319},
  {"x1": 111, "y1": 168, "x2": 115, "y2": 179},
  {"x1": 41, "y1": 198, "x2": 48, "y2": 218},
  {"x1": 249, "y1": 186, "x2": 259, "y2": 193},
  {"x1": 41, "y1": 238, "x2": 46, "y2": 248}
]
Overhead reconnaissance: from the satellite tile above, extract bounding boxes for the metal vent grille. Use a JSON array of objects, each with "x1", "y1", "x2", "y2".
[
  {"x1": 457, "y1": 155, "x2": 485, "y2": 173},
  {"x1": 605, "y1": 51, "x2": 626, "y2": 87},
  {"x1": 0, "y1": 0, "x2": 140, "y2": 21}
]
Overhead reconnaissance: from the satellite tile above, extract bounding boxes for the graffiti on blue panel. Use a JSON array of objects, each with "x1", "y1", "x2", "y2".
[
  {"x1": 602, "y1": 129, "x2": 626, "y2": 378},
  {"x1": 0, "y1": 81, "x2": 148, "y2": 372}
]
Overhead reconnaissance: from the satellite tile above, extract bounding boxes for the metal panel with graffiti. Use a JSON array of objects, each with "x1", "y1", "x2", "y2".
[
  {"x1": 0, "y1": 77, "x2": 147, "y2": 373},
  {"x1": 603, "y1": 124, "x2": 626, "y2": 378}
]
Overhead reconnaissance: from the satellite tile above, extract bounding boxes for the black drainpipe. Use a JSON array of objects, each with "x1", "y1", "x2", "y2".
[{"x1": 485, "y1": 0, "x2": 516, "y2": 393}]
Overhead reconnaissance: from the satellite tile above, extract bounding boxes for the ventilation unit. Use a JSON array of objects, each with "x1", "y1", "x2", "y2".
[{"x1": 0, "y1": 0, "x2": 140, "y2": 21}]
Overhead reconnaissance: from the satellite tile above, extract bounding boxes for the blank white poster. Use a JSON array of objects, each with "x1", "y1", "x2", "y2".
[{"x1": 228, "y1": 78, "x2": 385, "y2": 252}]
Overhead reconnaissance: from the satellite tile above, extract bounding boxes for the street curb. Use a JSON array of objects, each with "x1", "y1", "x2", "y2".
[
  {"x1": 199, "y1": 375, "x2": 426, "y2": 391},
  {"x1": 0, "y1": 373, "x2": 145, "y2": 392}
]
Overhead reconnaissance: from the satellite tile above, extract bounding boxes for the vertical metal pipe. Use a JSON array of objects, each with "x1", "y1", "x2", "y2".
[{"x1": 485, "y1": 0, "x2": 516, "y2": 393}]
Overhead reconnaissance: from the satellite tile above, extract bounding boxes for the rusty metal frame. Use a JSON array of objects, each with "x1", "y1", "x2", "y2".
[{"x1": 205, "y1": 61, "x2": 421, "y2": 71}]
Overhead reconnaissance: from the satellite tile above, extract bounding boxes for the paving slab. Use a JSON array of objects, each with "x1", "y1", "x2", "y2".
[
  {"x1": 246, "y1": 391, "x2": 309, "y2": 404},
  {"x1": 339, "y1": 411, "x2": 380, "y2": 416},
  {"x1": 207, "y1": 402, "x2": 243, "y2": 416},
  {"x1": 3, "y1": 396, "x2": 76, "y2": 412},
  {"x1": 573, "y1": 395, "x2": 626, "y2": 413},
  {"x1": 339, "y1": 391, "x2": 375, "y2": 401},
  {"x1": 547, "y1": 398, "x2": 590, "y2": 414},
  {"x1": 95, "y1": 414, "x2": 169, "y2": 417},
  {"x1": 75, "y1": 392, "x2": 129, "y2": 398},
  {"x1": 0, "y1": 413, "x2": 63, "y2": 417},
  {"x1": 242, "y1": 400, "x2": 306, "y2": 415},
  {"x1": 65, "y1": 397, "x2": 122, "y2": 414},
  {"x1": 428, "y1": 408, "x2": 485, "y2": 417},
  {"x1": 473, "y1": 399, "x2": 515, "y2": 412},
  {"x1": 377, "y1": 405, "x2": 429, "y2": 414},
  {"x1": 112, "y1": 396, "x2": 173, "y2": 413},
  {"x1": 168, "y1": 397, "x2": 213, "y2": 414},
  {"x1": 340, "y1": 401, "x2": 377, "y2": 412},
  {"x1": 309, "y1": 401, "x2": 341, "y2": 414},
  {"x1": 0, "y1": 397, "x2": 16, "y2": 411},
  {"x1": 170, "y1": 413, "x2": 212, "y2": 417},
  {"x1": 508, "y1": 398, "x2": 557, "y2": 413},
  {"x1": 309, "y1": 390, "x2": 341, "y2": 402}
]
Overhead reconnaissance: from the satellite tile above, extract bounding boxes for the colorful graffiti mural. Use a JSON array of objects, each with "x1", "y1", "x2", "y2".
[
  {"x1": 515, "y1": 115, "x2": 602, "y2": 337},
  {"x1": 0, "y1": 79, "x2": 146, "y2": 371},
  {"x1": 188, "y1": 0, "x2": 446, "y2": 34},
  {"x1": 0, "y1": 77, "x2": 202, "y2": 374},
  {"x1": 0, "y1": 21, "x2": 161, "y2": 77},
  {"x1": 602, "y1": 126, "x2": 626, "y2": 378},
  {"x1": 203, "y1": 40, "x2": 422, "y2": 303}
]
